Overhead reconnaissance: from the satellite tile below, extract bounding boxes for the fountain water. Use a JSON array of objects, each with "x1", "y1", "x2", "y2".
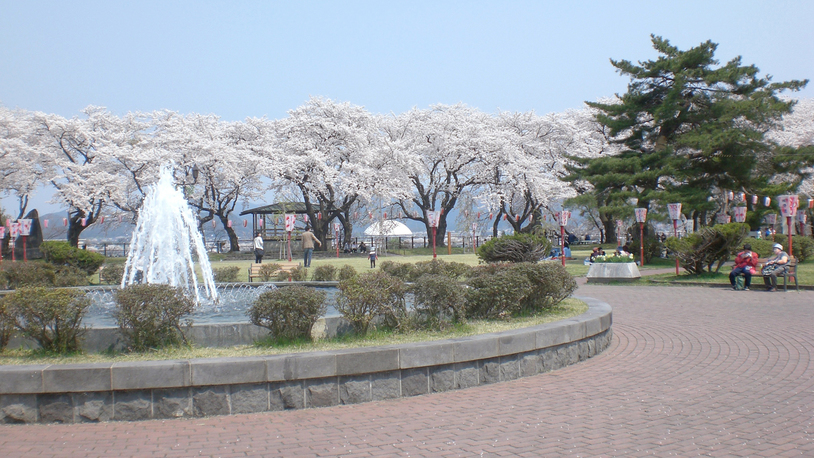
[{"x1": 121, "y1": 166, "x2": 218, "y2": 303}]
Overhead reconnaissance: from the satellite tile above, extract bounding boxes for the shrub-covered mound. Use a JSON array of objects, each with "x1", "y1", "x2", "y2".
[{"x1": 476, "y1": 233, "x2": 552, "y2": 263}]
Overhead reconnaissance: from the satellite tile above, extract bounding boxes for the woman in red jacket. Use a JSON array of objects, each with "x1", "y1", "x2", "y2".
[{"x1": 729, "y1": 243, "x2": 758, "y2": 290}]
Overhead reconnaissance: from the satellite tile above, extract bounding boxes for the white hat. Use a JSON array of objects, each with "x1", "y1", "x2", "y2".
[{"x1": 773, "y1": 243, "x2": 783, "y2": 250}]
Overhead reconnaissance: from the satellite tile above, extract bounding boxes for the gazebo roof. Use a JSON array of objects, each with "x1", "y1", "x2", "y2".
[{"x1": 239, "y1": 202, "x2": 321, "y2": 216}]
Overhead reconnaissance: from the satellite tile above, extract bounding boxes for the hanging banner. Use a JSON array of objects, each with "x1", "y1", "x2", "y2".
[
  {"x1": 43, "y1": 220, "x2": 49, "y2": 229},
  {"x1": 99, "y1": 216, "x2": 105, "y2": 224},
  {"x1": 227, "y1": 220, "x2": 232, "y2": 228},
  {"x1": 63, "y1": 218, "x2": 68, "y2": 227},
  {"x1": 10, "y1": 222, "x2": 20, "y2": 238},
  {"x1": 797, "y1": 210, "x2": 807, "y2": 224},
  {"x1": 733, "y1": 207, "x2": 747, "y2": 223},
  {"x1": 427, "y1": 210, "x2": 440, "y2": 228},
  {"x1": 765, "y1": 213, "x2": 777, "y2": 225},
  {"x1": 19, "y1": 219, "x2": 32, "y2": 236},
  {"x1": 333, "y1": 222, "x2": 341, "y2": 232},
  {"x1": 558, "y1": 211, "x2": 571, "y2": 227},
  {"x1": 284, "y1": 214, "x2": 297, "y2": 232},
  {"x1": 634, "y1": 208, "x2": 648, "y2": 223},
  {"x1": 243, "y1": 219, "x2": 248, "y2": 228},
  {"x1": 667, "y1": 203, "x2": 682, "y2": 221},
  {"x1": 778, "y1": 195, "x2": 799, "y2": 218},
  {"x1": 81, "y1": 218, "x2": 87, "y2": 227}
]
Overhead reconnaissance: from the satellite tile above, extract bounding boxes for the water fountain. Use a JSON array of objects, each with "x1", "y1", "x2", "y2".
[{"x1": 121, "y1": 166, "x2": 218, "y2": 303}]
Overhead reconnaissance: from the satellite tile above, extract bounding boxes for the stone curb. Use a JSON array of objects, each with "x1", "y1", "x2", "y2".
[{"x1": 0, "y1": 296, "x2": 611, "y2": 424}]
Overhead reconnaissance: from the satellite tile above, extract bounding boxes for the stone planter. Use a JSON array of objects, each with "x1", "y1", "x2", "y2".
[{"x1": 586, "y1": 262, "x2": 641, "y2": 282}]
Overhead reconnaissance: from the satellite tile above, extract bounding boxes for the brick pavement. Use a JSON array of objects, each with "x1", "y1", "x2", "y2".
[{"x1": 2, "y1": 284, "x2": 814, "y2": 457}]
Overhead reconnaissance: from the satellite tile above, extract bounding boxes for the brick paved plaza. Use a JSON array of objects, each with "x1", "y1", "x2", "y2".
[{"x1": 2, "y1": 283, "x2": 813, "y2": 457}]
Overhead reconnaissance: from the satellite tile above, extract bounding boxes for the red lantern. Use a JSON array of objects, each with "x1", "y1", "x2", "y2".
[
  {"x1": 227, "y1": 220, "x2": 232, "y2": 228},
  {"x1": 81, "y1": 218, "x2": 87, "y2": 227},
  {"x1": 383, "y1": 212, "x2": 387, "y2": 219},
  {"x1": 515, "y1": 214, "x2": 520, "y2": 222},
  {"x1": 809, "y1": 199, "x2": 814, "y2": 209},
  {"x1": 100, "y1": 216, "x2": 105, "y2": 224},
  {"x1": 489, "y1": 213, "x2": 493, "y2": 220},
  {"x1": 752, "y1": 195, "x2": 759, "y2": 205},
  {"x1": 63, "y1": 218, "x2": 68, "y2": 227},
  {"x1": 243, "y1": 219, "x2": 247, "y2": 227},
  {"x1": 43, "y1": 220, "x2": 49, "y2": 228},
  {"x1": 477, "y1": 212, "x2": 481, "y2": 219}
]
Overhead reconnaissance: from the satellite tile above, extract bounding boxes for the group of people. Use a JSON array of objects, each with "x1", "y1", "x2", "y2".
[
  {"x1": 729, "y1": 243, "x2": 790, "y2": 292},
  {"x1": 254, "y1": 229, "x2": 379, "y2": 269}
]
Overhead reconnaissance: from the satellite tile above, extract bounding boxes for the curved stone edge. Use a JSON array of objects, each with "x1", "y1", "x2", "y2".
[{"x1": 0, "y1": 297, "x2": 612, "y2": 424}]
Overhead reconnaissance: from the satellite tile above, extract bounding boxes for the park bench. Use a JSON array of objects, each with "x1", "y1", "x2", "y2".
[
  {"x1": 248, "y1": 262, "x2": 300, "y2": 282},
  {"x1": 779, "y1": 257, "x2": 799, "y2": 292}
]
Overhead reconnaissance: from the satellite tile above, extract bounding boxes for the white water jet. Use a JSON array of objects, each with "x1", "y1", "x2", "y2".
[{"x1": 122, "y1": 166, "x2": 218, "y2": 303}]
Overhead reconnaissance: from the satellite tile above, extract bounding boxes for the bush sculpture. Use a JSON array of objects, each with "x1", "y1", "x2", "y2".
[{"x1": 476, "y1": 232, "x2": 552, "y2": 263}]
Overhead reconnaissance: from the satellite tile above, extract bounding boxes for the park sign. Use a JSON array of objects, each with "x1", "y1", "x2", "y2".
[
  {"x1": 778, "y1": 195, "x2": 799, "y2": 218},
  {"x1": 667, "y1": 203, "x2": 682, "y2": 221}
]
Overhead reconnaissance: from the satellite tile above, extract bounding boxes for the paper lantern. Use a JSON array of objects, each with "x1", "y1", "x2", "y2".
[
  {"x1": 752, "y1": 195, "x2": 758, "y2": 205},
  {"x1": 227, "y1": 220, "x2": 232, "y2": 228},
  {"x1": 727, "y1": 191, "x2": 734, "y2": 200},
  {"x1": 383, "y1": 212, "x2": 387, "y2": 219},
  {"x1": 43, "y1": 220, "x2": 49, "y2": 228},
  {"x1": 489, "y1": 213, "x2": 493, "y2": 220},
  {"x1": 81, "y1": 218, "x2": 87, "y2": 227},
  {"x1": 63, "y1": 218, "x2": 68, "y2": 227},
  {"x1": 634, "y1": 208, "x2": 648, "y2": 223},
  {"x1": 243, "y1": 219, "x2": 247, "y2": 227},
  {"x1": 258, "y1": 219, "x2": 263, "y2": 227},
  {"x1": 764, "y1": 197, "x2": 771, "y2": 206},
  {"x1": 667, "y1": 203, "x2": 682, "y2": 221},
  {"x1": 515, "y1": 214, "x2": 520, "y2": 222},
  {"x1": 99, "y1": 216, "x2": 105, "y2": 224}
]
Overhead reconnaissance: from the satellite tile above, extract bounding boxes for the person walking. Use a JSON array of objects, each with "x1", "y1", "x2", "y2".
[
  {"x1": 253, "y1": 232, "x2": 264, "y2": 264},
  {"x1": 729, "y1": 243, "x2": 758, "y2": 290},
  {"x1": 301, "y1": 226, "x2": 322, "y2": 268},
  {"x1": 368, "y1": 249, "x2": 378, "y2": 268},
  {"x1": 762, "y1": 243, "x2": 789, "y2": 292}
]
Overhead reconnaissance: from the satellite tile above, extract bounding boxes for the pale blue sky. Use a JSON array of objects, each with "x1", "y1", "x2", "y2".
[
  {"x1": 2, "y1": 0, "x2": 812, "y2": 121},
  {"x1": 2, "y1": 0, "x2": 813, "y2": 215}
]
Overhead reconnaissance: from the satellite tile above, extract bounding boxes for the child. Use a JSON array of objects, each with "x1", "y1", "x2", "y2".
[{"x1": 368, "y1": 249, "x2": 378, "y2": 268}]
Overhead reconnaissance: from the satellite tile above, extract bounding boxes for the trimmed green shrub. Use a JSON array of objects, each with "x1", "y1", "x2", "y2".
[
  {"x1": 290, "y1": 266, "x2": 308, "y2": 281},
  {"x1": 248, "y1": 286, "x2": 327, "y2": 341},
  {"x1": 114, "y1": 284, "x2": 195, "y2": 351},
  {"x1": 0, "y1": 262, "x2": 56, "y2": 289},
  {"x1": 465, "y1": 267, "x2": 532, "y2": 319},
  {"x1": 275, "y1": 269, "x2": 292, "y2": 281},
  {"x1": 40, "y1": 241, "x2": 105, "y2": 275},
  {"x1": 312, "y1": 265, "x2": 337, "y2": 281},
  {"x1": 337, "y1": 264, "x2": 357, "y2": 281},
  {"x1": 0, "y1": 298, "x2": 15, "y2": 349},
  {"x1": 53, "y1": 265, "x2": 91, "y2": 287},
  {"x1": 3, "y1": 287, "x2": 90, "y2": 353},
  {"x1": 477, "y1": 233, "x2": 552, "y2": 263},
  {"x1": 259, "y1": 263, "x2": 280, "y2": 281},
  {"x1": 408, "y1": 259, "x2": 471, "y2": 282},
  {"x1": 379, "y1": 260, "x2": 415, "y2": 281},
  {"x1": 664, "y1": 222, "x2": 750, "y2": 274},
  {"x1": 100, "y1": 263, "x2": 125, "y2": 285},
  {"x1": 336, "y1": 271, "x2": 408, "y2": 334},
  {"x1": 213, "y1": 266, "x2": 240, "y2": 282},
  {"x1": 510, "y1": 262, "x2": 577, "y2": 313},
  {"x1": 740, "y1": 237, "x2": 776, "y2": 258},
  {"x1": 410, "y1": 273, "x2": 467, "y2": 330}
]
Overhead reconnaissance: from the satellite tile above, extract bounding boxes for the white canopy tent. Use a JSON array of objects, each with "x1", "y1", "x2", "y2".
[{"x1": 363, "y1": 221, "x2": 413, "y2": 255}]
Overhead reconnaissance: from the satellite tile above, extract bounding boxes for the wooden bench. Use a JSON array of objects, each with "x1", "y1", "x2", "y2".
[
  {"x1": 248, "y1": 262, "x2": 300, "y2": 282},
  {"x1": 780, "y1": 257, "x2": 799, "y2": 292}
]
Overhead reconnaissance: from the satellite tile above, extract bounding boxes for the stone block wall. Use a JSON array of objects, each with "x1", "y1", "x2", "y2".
[{"x1": 0, "y1": 296, "x2": 612, "y2": 424}]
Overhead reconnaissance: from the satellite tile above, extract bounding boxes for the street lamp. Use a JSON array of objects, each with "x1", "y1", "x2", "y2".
[
  {"x1": 667, "y1": 203, "x2": 682, "y2": 275},
  {"x1": 634, "y1": 208, "x2": 647, "y2": 266}
]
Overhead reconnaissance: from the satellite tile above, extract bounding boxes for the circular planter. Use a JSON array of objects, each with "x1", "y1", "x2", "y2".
[{"x1": 586, "y1": 262, "x2": 641, "y2": 282}]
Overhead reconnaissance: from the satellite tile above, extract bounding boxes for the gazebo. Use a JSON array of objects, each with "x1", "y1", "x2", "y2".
[{"x1": 239, "y1": 202, "x2": 320, "y2": 240}]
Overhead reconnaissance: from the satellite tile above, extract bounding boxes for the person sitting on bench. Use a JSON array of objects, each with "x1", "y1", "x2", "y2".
[{"x1": 729, "y1": 243, "x2": 758, "y2": 290}]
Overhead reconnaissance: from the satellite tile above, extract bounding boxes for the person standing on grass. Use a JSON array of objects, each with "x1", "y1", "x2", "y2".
[
  {"x1": 301, "y1": 226, "x2": 321, "y2": 268},
  {"x1": 729, "y1": 243, "x2": 758, "y2": 290},
  {"x1": 253, "y1": 232, "x2": 264, "y2": 264},
  {"x1": 368, "y1": 249, "x2": 378, "y2": 268}
]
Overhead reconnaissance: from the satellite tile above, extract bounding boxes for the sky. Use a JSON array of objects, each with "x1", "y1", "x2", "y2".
[{"x1": 2, "y1": 0, "x2": 814, "y2": 215}]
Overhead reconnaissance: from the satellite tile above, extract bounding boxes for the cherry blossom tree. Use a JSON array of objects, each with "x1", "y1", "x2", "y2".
[{"x1": 0, "y1": 107, "x2": 44, "y2": 219}]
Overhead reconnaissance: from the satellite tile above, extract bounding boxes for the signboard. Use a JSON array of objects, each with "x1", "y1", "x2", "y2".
[
  {"x1": 284, "y1": 214, "x2": 297, "y2": 232},
  {"x1": 558, "y1": 211, "x2": 571, "y2": 227},
  {"x1": 733, "y1": 207, "x2": 747, "y2": 223},
  {"x1": 19, "y1": 219, "x2": 32, "y2": 236},
  {"x1": 9, "y1": 222, "x2": 20, "y2": 238},
  {"x1": 427, "y1": 210, "x2": 440, "y2": 228},
  {"x1": 634, "y1": 208, "x2": 648, "y2": 223},
  {"x1": 778, "y1": 195, "x2": 799, "y2": 218},
  {"x1": 333, "y1": 222, "x2": 341, "y2": 232},
  {"x1": 667, "y1": 203, "x2": 682, "y2": 221}
]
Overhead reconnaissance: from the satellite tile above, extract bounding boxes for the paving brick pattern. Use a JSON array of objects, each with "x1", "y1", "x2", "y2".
[{"x1": 2, "y1": 284, "x2": 814, "y2": 457}]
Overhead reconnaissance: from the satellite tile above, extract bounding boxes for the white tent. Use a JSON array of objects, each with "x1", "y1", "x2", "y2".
[{"x1": 363, "y1": 220, "x2": 413, "y2": 237}]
